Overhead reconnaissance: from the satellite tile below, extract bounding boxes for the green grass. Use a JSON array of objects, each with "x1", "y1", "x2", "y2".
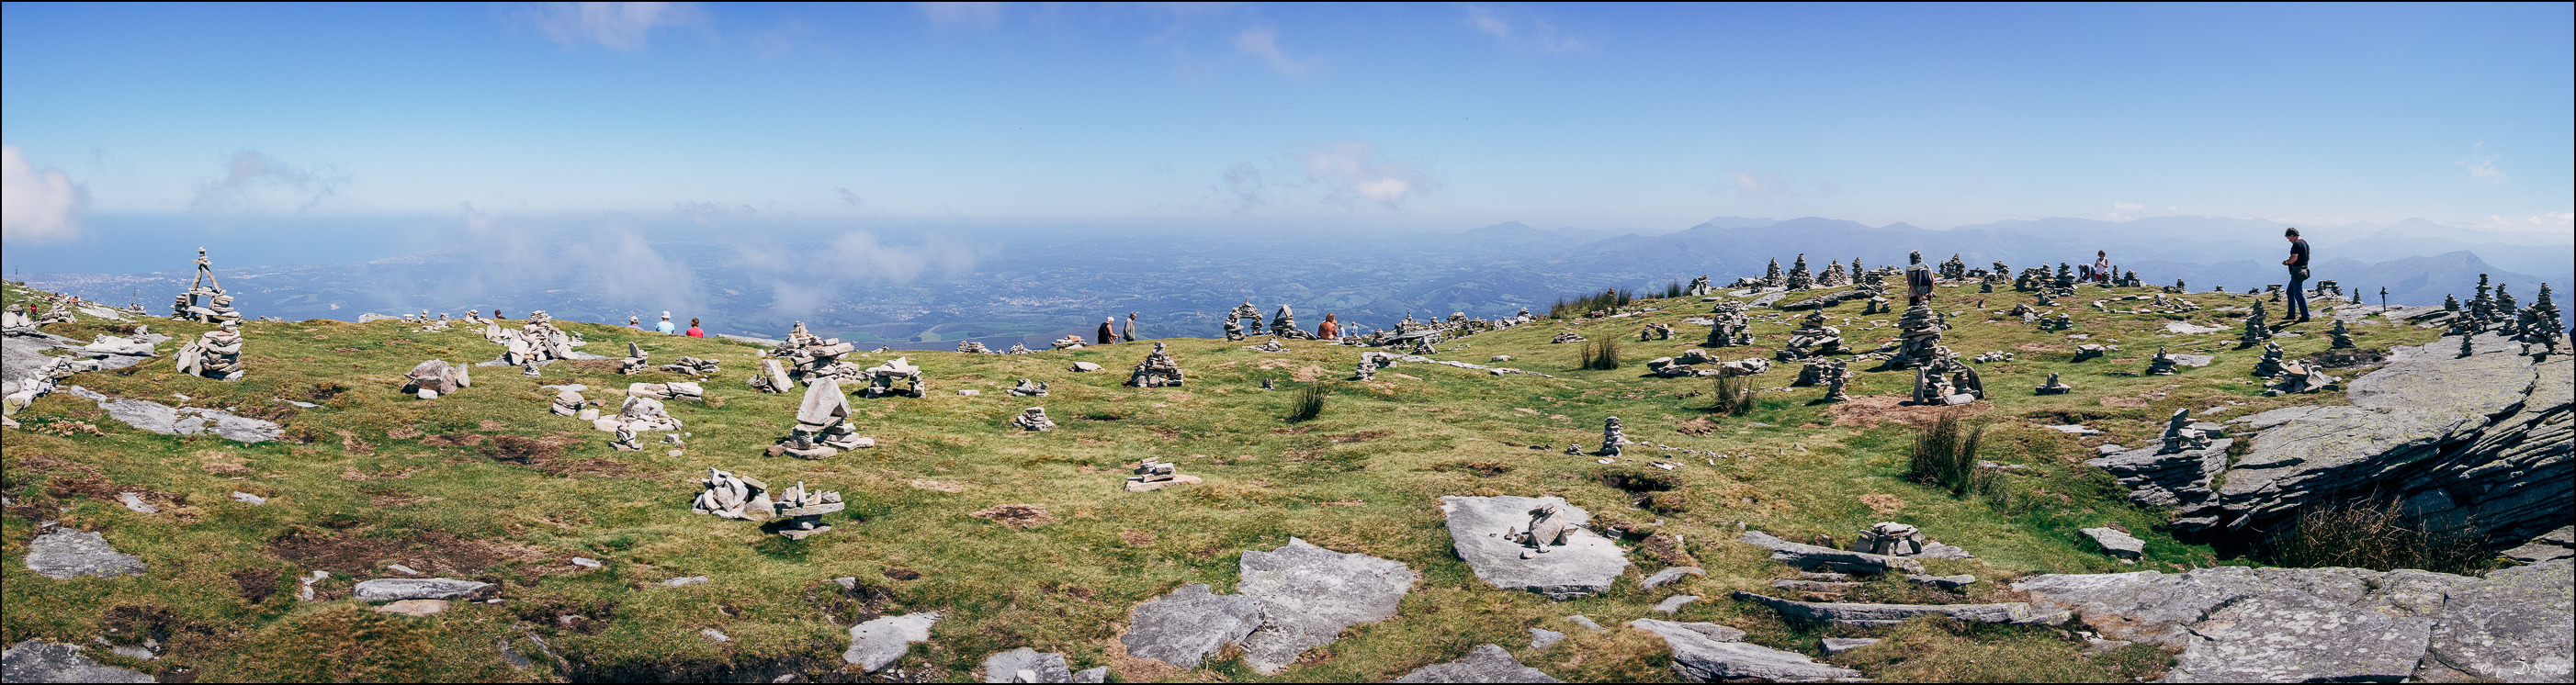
[{"x1": 0, "y1": 279, "x2": 2440, "y2": 681}]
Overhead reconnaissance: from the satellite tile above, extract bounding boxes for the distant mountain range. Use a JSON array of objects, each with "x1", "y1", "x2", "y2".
[{"x1": 17, "y1": 215, "x2": 2568, "y2": 345}]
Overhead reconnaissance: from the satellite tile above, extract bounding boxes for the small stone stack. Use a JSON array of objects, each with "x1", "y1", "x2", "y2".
[
  {"x1": 2238, "y1": 309, "x2": 2272, "y2": 347},
  {"x1": 2038, "y1": 312, "x2": 2073, "y2": 331},
  {"x1": 767, "y1": 482, "x2": 843, "y2": 540},
  {"x1": 1127, "y1": 342, "x2": 1186, "y2": 387},
  {"x1": 1010, "y1": 407, "x2": 1056, "y2": 432},
  {"x1": 1938, "y1": 254, "x2": 1965, "y2": 280},
  {"x1": 1006, "y1": 342, "x2": 1034, "y2": 354},
  {"x1": 1706, "y1": 301, "x2": 1751, "y2": 347},
  {"x1": 2157, "y1": 409, "x2": 2211, "y2": 455},
  {"x1": 748, "y1": 359, "x2": 795, "y2": 393},
  {"x1": 2254, "y1": 342, "x2": 2286, "y2": 377},
  {"x1": 1271, "y1": 305, "x2": 1300, "y2": 338},
  {"x1": 1776, "y1": 310, "x2": 1843, "y2": 361},
  {"x1": 2053, "y1": 263, "x2": 2077, "y2": 291},
  {"x1": 1821, "y1": 360, "x2": 1853, "y2": 402},
  {"x1": 2518, "y1": 284, "x2": 2563, "y2": 354},
  {"x1": 2329, "y1": 320, "x2": 2357, "y2": 349},
  {"x1": 691, "y1": 468, "x2": 771, "y2": 520},
  {"x1": 1785, "y1": 254, "x2": 1815, "y2": 290},
  {"x1": 1226, "y1": 300, "x2": 1264, "y2": 341},
  {"x1": 1794, "y1": 358, "x2": 1835, "y2": 386},
  {"x1": 1598, "y1": 417, "x2": 1631, "y2": 457},
  {"x1": 1007, "y1": 379, "x2": 1049, "y2": 397},
  {"x1": 620, "y1": 342, "x2": 650, "y2": 375},
  {"x1": 1883, "y1": 302, "x2": 1956, "y2": 370},
  {"x1": 955, "y1": 341, "x2": 990, "y2": 354},
  {"x1": 175, "y1": 320, "x2": 246, "y2": 381},
  {"x1": 769, "y1": 378, "x2": 869, "y2": 459},
  {"x1": 2144, "y1": 347, "x2": 2181, "y2": 376},
  {"x1": 2034, "y1": 372, "x2": 2073, "y2": 395},
  {"x1": 863, "y1": 357, "x2": 926, "y2": 398}
]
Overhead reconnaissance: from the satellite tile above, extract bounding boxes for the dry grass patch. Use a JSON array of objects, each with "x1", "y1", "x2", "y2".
[{"x1": 968, "y1": 503, "x2": 1056, "y2": 529}]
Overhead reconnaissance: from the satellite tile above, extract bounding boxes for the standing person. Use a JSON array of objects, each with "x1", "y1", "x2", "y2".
[
  {"x1": 656, "y1": 312, "x2": 676, "y2": 335},
  {"x1": 1316, "y1": 313, "x2": 1339, "y2": 340},
  {"x1": 684, "y1": 318, "x2": 706, "y2": 338},
  {"x1": 1123, "y1": 312, "x2": 1138, "y2": 342},
  {"x1": 2091, "y1": 250, "x2": 2112, "y2": 284},
  {"x1": 1096, "y1": 317, "x2": 1116, "y2": 344},
  {"x1": 1904, "y1": 251, "x2": 1936, "y2": 306},
  {"x1": 2281, "y1": 228, "x2": 2312, "y2": 323}
]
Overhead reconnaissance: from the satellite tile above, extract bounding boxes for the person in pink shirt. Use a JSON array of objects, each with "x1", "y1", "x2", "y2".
[{"x1": 684, "y1": 318, "x2": 706, "y2": 338}]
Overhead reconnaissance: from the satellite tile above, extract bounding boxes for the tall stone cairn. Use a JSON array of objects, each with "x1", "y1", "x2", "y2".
[
  {"x1": 1938, "y1": 253, "x2": 1967, "y2": 280},
  {"x1": 1785, "y1": 254, "x2": 1814, "y2": 290},
  {"x1": 1762, "y1": 259, "x2": 1784, "y2": 288},
  {"x1": 2518, "y1": 283, "x2": 2563, "y2": 353},
  {"x1": 1883, "y1": 301, "x2": 1956, "y2": 370},
  {"x1": 1818, "y1": 260, "x2": 1849, "y2": 287}
]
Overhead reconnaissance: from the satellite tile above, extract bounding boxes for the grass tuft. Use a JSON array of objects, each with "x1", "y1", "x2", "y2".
[
  {"x1": 1285, "y1": 384, "x2": 1329, "y2": 422},
  {"x1": 1710, "y1": 372, "x2": 1757, "y2": 415},
  {"x1": 1907, "y1": 412, "x2": 1996, "y2": 498},
  {"x1": 2264, "y1": 498, "x2": 2499, "y2": 575},
  {"x1": 1576, "y1": 337, "x2": 1622, "y2": 371}
]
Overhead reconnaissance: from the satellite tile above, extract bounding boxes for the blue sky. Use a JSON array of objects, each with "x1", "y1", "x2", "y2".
[{"x1": 5, "y1": 2, "x2": 2570, "y2": 244}]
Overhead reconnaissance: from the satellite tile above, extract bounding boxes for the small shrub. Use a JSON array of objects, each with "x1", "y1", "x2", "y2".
[
  {"x1": 1548, "y1": 287, "x2": 1636, "y2": 319},
  {"x1": 1285, "y1": 384, "x2": 1329, "y2": 423},
  {"x1": 2264, "y1": 498, "x2": 2497, "y2": 575},
  {"x1": 1908, "y1": 413, "x2": 1995, "y2": 498},
  {"x1": 1577, "y1": 338, "x2": 1623, "y2": 370},
  {"x1": 1710, "y1": 373, "x2": 1757, "y2": 416}
]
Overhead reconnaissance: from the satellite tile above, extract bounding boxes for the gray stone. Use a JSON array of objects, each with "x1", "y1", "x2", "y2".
[
  {"x1": 1069, "y1": 362, "x2": 1103, "y2": 372},
  {"x1": 59, "y1": 386, "x2": 281, "y2": 443},
  {"x1": 2169, "y1": 587, "x2": 2434, "y2": 682},
  {"x1": 1652, "y1": 595, "x2": 1699, "y2": 613},
  {"x1": 1527, "y1": 627, "x2": 1565, "y2": 649},
  {"x1": 2078, "y1": 527, "x2": 2145, "y2": 560},
  {"x1": 699, "y1": 628, "x2": 729, "y2": 643},
  {"x1": 497, "y1": 640, "x2": 535, "y2": 669},
  {"x1": 2501, "y1": 525, "x2": 2575, "y2": 564},
  {"x1": 1907, "y1": 574, "x2": 1977, "y2": 590},
  {"x1": 1390, "y1": 644, "x2": 1562, "y2": 683},
  {"x1": 24, "y1": 529, "x2": 145, "y2": 579},
  {"x1": 1640, "y1": 566, "x2": 1705, "y2": 590},
  {"x1": 1736, "y1": 531, "x2": 1923, "y2": 574},
  {"x1": 1565, "y1": 615, "x2": 1602, "y2": 631},
  {"x1": 843, "y1": 612, "x2": 940, "y2": 672},
  {"x1": 0, "y1": 639, "x2": 153, "y2": 683},
  {"x1": 1733, "y1": 591, "x2": 2066, "y2": 627},
  {"x1": 386, "y1": 564, "x2": 421, "y2": 576},
  {"x1": 1627, "y1": 619, "x2": 1859, "y2": 682},
  {"x1": 1439, "y1": 496, "x2": 1630, "y2": 600},
  {"x1": 1119, "y1": 584, "x2": 1261, "y2": 669},
  {"x1": 980, "y1": 647, "x2": 1072, "y2": 683},
  {"x1": 2422, "y1": 559, "x2": 2572, "y2": 683},
  {"x1": 353, "y1": 578, "x2": 492, "y2": 602},
  {"x1": 230, "y1": 491, "x2": 266, "y2": 505},
  {"x1": 1821, "y1": 637, "x2": 1880, "y2": 654},
  {"x1": 117, "y1": 492, "x2": 156, "y2": 514},
  {"x1": 662, "y1": 576, "x2": 710, "y2": 587},
  {"x1": 1071, "y1": 667, "x2": 1107, "y2": 683},
  {"x1": 1770, "y1": 578, "x2": 1860, "y2": 593},
  {"x1": 1233, "y1": 537, "x2": 1418, "y2": 674}
]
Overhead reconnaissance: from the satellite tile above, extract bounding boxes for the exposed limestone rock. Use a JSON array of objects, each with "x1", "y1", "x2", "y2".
[
  {"x1": 844, "y1": 612, "x2": 941, "y2": 672},
  {"x1": 1626, "y1": 619, "x2": 1859, "y2": 682},
  {"x1": 1441, "y1": 496, "x2": 1629, "y2": 599},
  {"x1": 2014, "y1": 560, "x2": 2571, "y2": 683},
  {"x1": 2079, "y1": 527, "x2": 2144, "y2": 561},
  {"x1": 1, "y1": 639, "x2": 154, "y2": 683},
  {"x1": 1390, "y1": 644, "x2": 1561, "y2": 683},
  {"x1": 1736, "y1": 531, "x2": 1922, "y2": 575},
  {"x1": 58, "y1": 386, "x2": 282, "y2": 443},
  {"x1": 1733, "y1": 591, "x2": 2066, "y2": 627},
  {"x1": 1640, "y1": 567, "x2": 1705, "y2": 590},
  {"x1": 2502, "y1": 525, "x2": 2574, "y2": 564},
  {"x1": 25, "y1": 528, "x2": 147, "y2": 579},
  {"x1": 1232, "y1": 538, "x2": 1418, "y2": 674},
  {"x1": 1121, "y1": 584, "x2": 1262, "y2": 668},
  {"x1": 353, "y1": 578, "x2": 493, "y2": 602},
  {"x1": 980, "y1": 647, "x2": 1073, "y2": 683},
  {"x1": 1010, "y1": 407, "x2": 1056, "y2": 432}
]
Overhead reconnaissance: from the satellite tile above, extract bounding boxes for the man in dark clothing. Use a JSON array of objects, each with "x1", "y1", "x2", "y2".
[
  {"x1": 1904, "y1": 251, "x2": 1936, "y2": 306},
  {"x1": 1097, "y1": 317, "x2": 1116, "y2": 344},
  {"x1": 2282, "y1": 228, "x2": 2312, "y2": 322}
]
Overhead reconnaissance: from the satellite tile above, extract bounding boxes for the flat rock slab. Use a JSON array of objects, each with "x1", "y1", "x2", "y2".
[
  {"x1": 980, "y1": 647, "x2": 1073, "y2": 683},
  {"x1": 24, "y1": 529, "x2": 146, "y2": 579},
  {"x1": 1652, "y1": 595, "x2": 1700, "y2": 613},
  {"x1": 2163, "y1": 321, "x2": 2230, "y2": 335},
  {"x1": 1627, "y1": 619, "x2": 1858, "y2": 682},
  {"x1": 1120, "y1": 584, "x2": 1260, "y2": 669},
  {"x1": 1737, "y1": 531, "x2": 1922, "y2": 574},
  {"x1": 1440, "y1": 496, "x2": 1629, "y2": 600},
  {"x1": 354, "y1": 578, "x2": 492, "y2": 602},
  {"x1": 2013, "y1": 560, "x2": 2572, "y2": 682},
  {"x1": 2079, "y1": 527, "x2": 2145, "y2": 559},
  {"x1": 374, "y1": 600, "x2": 449, "y2": 617},
  {"x1": 60, "y1": 386, "x2": 282, "y2": 443},
  {"x1": 1233, "y1": 537, "x2": 1418, "y2": 674},
  {"x1": 843, "y1": 612, "x2": 940, "y2": 672},
  {"x1": 1528, "y1": 628, "x2": 1565, "y2": 649},
  {"x1": 1640, "y1": 566, "x2": 1705, "y2": 590},
  {"x1": 1821, "y1": 637, "x2": 1880, "y2": 654},
  {"x1": 1734, "y1": 591, "x2": 2065, "y2": 627},
  {"x1": 1390, "y1": 645, "x2": 1563, "y2": 683},
  {"x1": 1, "y1": 639, "x2": 153, "y2": 683}
]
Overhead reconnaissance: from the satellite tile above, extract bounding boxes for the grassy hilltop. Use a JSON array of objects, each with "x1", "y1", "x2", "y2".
[{"x1": 1, "y1": 278, "x2": 2438, "y2": 682}]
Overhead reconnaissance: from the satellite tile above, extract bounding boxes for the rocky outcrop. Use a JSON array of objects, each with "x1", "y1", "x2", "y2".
[
  {"x1": 61, "y1": 386, "x2": 283, "y2": 444},
  {"x1": 1, "y1": 639, "x2": 154, "y2": 683},
  {"x1": 1440, "y1": 496, "x2": 1630, "y2": 599},
  {"x1": 1735, "y1": 531, "x2": 1923, "y2": 575},
  {"x1": 353, "y1": 578, "x2": 493, "y2": 602},
  {"x1": 24, "y1": 528, "x2": 146, "y2": 579},
  {"x1": 1625, "y1": 619, "x2": 1860, "y2": 682},
  {"x1": 2013, "y1": 559, "x2": 2571, "y2": 682},
  {"x1": 843, "y1": 612, "x2": 941, "y2": 672},
  {"x1": 1732, "y1": 591, "x2": 2067, "y2": 627},
  {"x1": 1389, "y1": 645, "x2": 1562, "y2": 683},
  {"x1": 1120, "y1": 538, "x2": 1417, "y2": 674},
  {"x1": 2108, "y1": 327, "x2": 2570, "y2": 548}
]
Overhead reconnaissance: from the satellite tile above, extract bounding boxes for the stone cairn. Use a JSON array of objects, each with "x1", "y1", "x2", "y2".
[
  {"x1": 1817, "y1": 262, "x2": 1849, "y2": 287},
  {"x1": 658, "y1": 355, "x2": 719, "y2": 376},
  {"x1": 1639, "y1": 322, "x2": 1675, "y2": 341},
  {"x1": 1010, "y1": 407, "x2": 1056, "y2": 432},
  {"x1": 1006, "y1": 342, "x2": 1033, "y2": 354},
  {"x1": 2517, "y1": 284, "x2": 2563, "y2": 354},
  {"x1": 2038, "y1": 312, "x2": 2073, "y2": 331},
  {"x1": 769, "y1": 377, "x2": 869, "y2": 459},
  {"x1": 1706, "y1": 300, "x2": 1752, "y2": 347},
  {"x1": 170, "y1": 248, "x2": 244, "y2": 325},
  {"x1": 1549, "y1": 331, "x2": 1587, "y2": 344},
  {"x1": 1126, "y1": 457, "x2": 1200, "y2": 491},
  {"x1": 1855, "y1": 522, "x2": 1930, "y2": 556},
  {"x1": 1007, "y1": 379, "x2": 1048, "y2": 397},
  {"x1": 1505, "y1": 503, "x2": 1575, "y2": 559},
  {"x1": 2238, "y1": 302, "x2": 2272, "y2": 347},
  {"x1": 488, "y1": 310, "x2": 585, "y2": 367},
  {"x1": 1821, "y1": 360, "x2": 1853, "y2": 402},
  {"x1": 2265, "y1": 360, "x2": 2337, "y2": 397},
  {"x1": 175, "y1": 320, "x2": 246, "y2": 381},
  {"x1": 2073, "y1": 344, "x2": 2110, "y2": 362},
  {"x1": 863, "y1": 357, "x2": 926, "y2": 398},
  {"x1": 2144, "y1": 346, "x2": 2182, "y2": 376},
  {"x1": 1776, "y1": 310, "x2": 1843, "y2": 361},
  {"x1": 1784, "y1": 254, "x2": 1815, "y2": 290},
  {"x1": 748, "y1": 359, "x2": 795, "y2": 393},
  {"x1": 766, "y1": 482, "x2": 843, "y2": 540},
  {"x1": 1971, "y1": 350, "x2": 2014, "y2": 363},
  {"x1": 2164, "y1": 278, "x2": 2188, "y2": 294},
  {"x1": 1246, "y1": 338, "x2": 1287, "y2": 353},
  {"x1": 2329, "y1": 320, "x2": 2357, "y2": 349},
  {"x1": 1938, "y1": 254, "x2": 1968, "y2": 280},
  {"x1": 1350, "y1": 355, "x2": 1376, "y2": 381},
  {"x1": 627, "y1": 381, "x2": 705, "y2": 403},
  {"x1": 1225, "y1": 300, "x2": 1263, "y2": 341},
  {"x1": 1126, "y1": 342, "x2": 1186, "y2": 387},
  {"x1": 1881, "y1": 301, "x2": 1956, "y2": 370},
  {"x1": 2253, "y1": 342, "x2": 2286, "y2": 377},
  {"x1": 620, "y1": 342, "x2": 651, "y2": 375},
  {"x1": 1270, "y1": 305, "x2": 1301, "y2": 338},
  {"x1": 1793, "y1": 358, "x2": 1835, "y2": 386},
  {"x1": 1050, "y1": 334, "x2": 1086, "y2": 350},
  {"x1": 1761, "y1": 259, "x2": 1785, "y2": 288},
  {"x1": 766, "y1": 321, "x2": 861, "y2": 385},
  {"x1": 401, "y1": 360, "x2": 472, "y2": 399},
  {"x1": 1597, "y1": 417, "x2": 1631, "y2": 457},
  {"x1": 2034, "y1": 372, "x2": 2073, "y2": 395},
  {"x1": 1684, "y1": 275, "x2": 1713, "y2": 296},
  {"x1": 2158, "y1": 409, "x2": 2211, "y2": 455},
  {"x1": 691, "y1": 468, "x2": 772, "y2": 520},
  {"x1": 955, "y1": 341, "x2": 991, "y2": 354},
  {"x1": 1912, "y1": 362, "x2": 1983, "y2": 406},
  {"x1": 551, "y1": 388, "x2": 588, "y2": 417}
]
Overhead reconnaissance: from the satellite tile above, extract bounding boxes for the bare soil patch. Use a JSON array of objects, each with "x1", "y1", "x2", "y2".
[
  {"x1": 1827, "y1": 395, "x2": 1993, "y2": 428},
  {"x1": 967, "y1": 503, "x2": 1055, "y2": 530},
  {"x1": 1328, "y1": 430, "x2": 1392, "y2": 444}
]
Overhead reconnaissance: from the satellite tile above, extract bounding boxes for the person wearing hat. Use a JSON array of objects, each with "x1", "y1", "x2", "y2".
[{"x1": 656, "y1": 312, "x2": 676, "y2": 335}]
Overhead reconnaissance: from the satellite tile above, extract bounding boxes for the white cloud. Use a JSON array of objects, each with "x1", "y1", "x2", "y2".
[
  {"x1": 918, "y1": 2, "x2": 1001, "y2": 28},
  {"x1": 521, "y1": 2, "x2": 703, "y2": 52},
  {"x1": 1301, "y1": 140, "x2": 1435, "y2": 208},
  {"x1": 1233, "y1": 27, "x2": 1316, "y2": 76},
  {"x1": 2457, "y1": 141, "x2": 2507, "y2": 184},
  {"x1": 833, "y1": 187, "x2": 864, "y2": 206},
  {"x1": 1722, "y1": 167, "x2": 1796, "y2": 199},
  {"x1": 1460, "y1": 4, "x2": 1594, "y2": 55},
  {"x1": 2, "y1": 145, "x2": 87, "y2": 244},
  {"x1": 729, "y1": 230, "x2": 977, "y2": 318},
  {"x1": 672, "y1": 200, "x2": 755, "y2": 224},
  {"x1": 189, "y1": 150, "x2": 347, "y2": 216},
  {"x1": 2530, "y1": 212, "x2": 2572, "y2": 229},
  {"x1": 2113, "y1": 202, "x2": 2144, "y2": 211}
]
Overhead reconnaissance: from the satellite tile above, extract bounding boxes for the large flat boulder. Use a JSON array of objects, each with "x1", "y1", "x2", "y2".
[
  {"x1": 1389, "y1": 645, "x2": 1561, "y2": 683},
  {"x1": 24, "y1": 529, "x2": 146, "y2": 579},
  {"x1": 1626, "y1": 619, "x2": 1859, "y2": 682},
  {"x1": 1439, "y1": 496, "x2": 1630, "y2": 600},
  {"x1": 1, "y1": 639, "x2": 154, "y2": 683},
  {"x1": 843, "y1": 612, "x2": 940, "y2": 672},
  {"x1": 1732, "y1": 592, "x2": 2064, "y2": 627},
  {"x1": 2423, "y1": 559, "x2": 2573, "y2": 682},
  {"x1": 979, "y1": 647, "x2": 1073, "y2": 683},
  {"x1": 1233, "y1": 538, "x2": 1418, "y2": 674},
  {"x1": 60, "y1": 386, "x2": 282, "y2": 444},
  {"x1": 1118, "y1": 584, "x2": 1261, "y2": 669},
  {"x1": 1736, "y1": 531, "x2": 1923, "y2": 575},
  {"x1": 353, "y1": 578, "x2": 493, "y2": 602}
]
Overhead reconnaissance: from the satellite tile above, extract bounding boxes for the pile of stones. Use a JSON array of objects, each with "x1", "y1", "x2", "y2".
[
  {"x1": 1010, "y1": 407, "x2": 1056, "y2": 432},
  {"x1": 170, "y1": 248, "x2": 245, "y2": 325},
  {"x1": 1125, "y1": 342, "x2": 1186, "y2": 387},
  {"x1": 768, "y1": 378, "x2": 871, "y2": 458},
  {"x1": 765, "y1": 322, "x2": 862, "y2": 385},
  {"x1": 1126, "y1": 456, "x2": 1199, "y2": 491},
  {"x1": 401, "y1": 360, "x2": 472, "y2": 399},
  {"x1": 1007, "y1": 378, "x2": 1048, "y2": 396},
  {"x1": 2034, "y1": 372, "x2": 2073, "y2": 395},
  {"x1": 955, "y1": 341, "x2": 990, "y2": 354},
  {"x1": 175, "y1": 320, "x2": 246, "y2": 381},
  {"x1": 1705, "y1": 301, "x2": 1752, "y2": 347},
  {"x1": 862, "y1": 357, "x2": 926, "y2": 398},
  {"x1": 1774, "y1": 311, "x2": 1843, "y2": 361}
]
